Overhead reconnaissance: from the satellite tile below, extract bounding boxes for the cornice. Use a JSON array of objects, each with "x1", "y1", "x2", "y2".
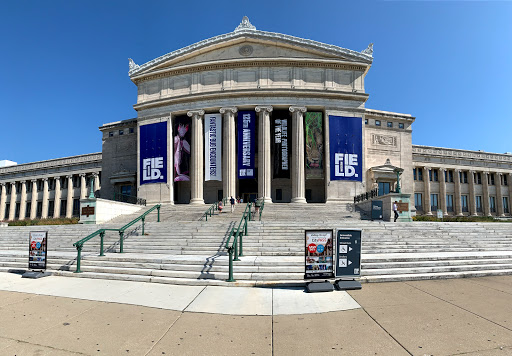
[
  {"x1": 99, "y1": 119, "x2": 137, "y2": 131},
  {"x1": 128, "y1": 22, "x2": 372, "y2": 78},
  {"x1": 412, "y1": 145, "x2": 512, "y2": 163},
  {"x1": 131, "y1": 58, "x2": 368, "y2": 84},
  {"x1": 133, "y1": 89, "x2": 369, "y2": 112},
  {"x1": 0, "y1": 153, "x2": 102, "y2": 175},
  {"x1": 365, "y1": 109, "x2": 415, "y2": 122}
]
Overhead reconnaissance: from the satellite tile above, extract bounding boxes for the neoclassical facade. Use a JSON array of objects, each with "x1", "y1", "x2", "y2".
[
  {"x1": 0, "y1": 154, "x2": 101, "y2": 220},
  {"x1": 1, "y1": 17, "x2": 511, "y2": 221}
]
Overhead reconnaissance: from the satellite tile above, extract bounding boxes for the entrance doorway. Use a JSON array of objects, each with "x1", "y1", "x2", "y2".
[{"x1": 239, "y1": 179, "x2": 257, "y2": 203}]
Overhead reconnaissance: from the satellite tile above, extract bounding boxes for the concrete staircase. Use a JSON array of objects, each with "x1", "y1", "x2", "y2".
[{"x1": 0, "y1": 202, "x2": 511, "y2": 286}]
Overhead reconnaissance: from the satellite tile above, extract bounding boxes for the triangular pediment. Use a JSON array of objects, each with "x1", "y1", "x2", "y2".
[{"x1": 129, "y1": 20, "x2": 372, "y2": 79}]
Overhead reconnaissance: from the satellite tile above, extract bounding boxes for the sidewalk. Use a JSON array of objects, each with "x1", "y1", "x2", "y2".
[{"x1": 1, "y1": 272, "x2": 512, "y2": 355}]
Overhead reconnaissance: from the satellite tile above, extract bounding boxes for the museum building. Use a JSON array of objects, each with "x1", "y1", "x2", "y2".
[{"x1": 0, "y1": 17, "x2": 511, "y2": 220}]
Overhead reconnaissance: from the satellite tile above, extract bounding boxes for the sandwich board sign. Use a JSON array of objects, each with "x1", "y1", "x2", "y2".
[
  {"x1": 335, "y1": 229, "x2": 361, "y2": 278},
  {"x1": 304, "y1": 230, "x2": 334, "y2": 279},
  {"x1": 23, "y1": 231, "x2": 51, "y2": 279}
]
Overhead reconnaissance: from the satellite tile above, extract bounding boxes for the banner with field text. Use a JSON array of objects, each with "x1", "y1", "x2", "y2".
[
  {"x1": 173, "y1": 116, "x2": 191, "y2": 182},
  {"x1": 305, "y1": 112, "x2": 324, "y2": 179},
  {"x1": 237, "y1": 110, "x2": 256, "y2": 179},
  {"x1": 329, "y1": 115, "x2": 362, "y2": 181},
  {"x1": 140, "y1": 121, "x2": 167, "y2": 185},
  {"x1": 272, "y1": 116, "x2": 290, "y2": 179},
  {"x1": 204, "y1": 113, "x2": 222, "y2": 181}
]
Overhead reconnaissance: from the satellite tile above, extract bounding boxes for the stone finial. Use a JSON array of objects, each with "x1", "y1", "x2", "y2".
[
  {"x1": 362, "y1": 43, "x2": 373, "y2": 56},
  {"x1": 385, "y1": 158, "x2": 392, "y2": 166},
  {"x1": 128, "y1": 58, "x2": 139, "y2": 72},
  {"x1": 235, "y1": 16, "x2": 256, "y2": 32}
]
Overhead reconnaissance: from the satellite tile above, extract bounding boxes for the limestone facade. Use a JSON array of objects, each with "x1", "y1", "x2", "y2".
[{"x1": 0, "y1": 154, "x2": 101, "y2": 221}]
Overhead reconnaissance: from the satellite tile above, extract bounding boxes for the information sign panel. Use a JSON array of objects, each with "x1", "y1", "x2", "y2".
[
  {"x1": 305, "y1": 230, "x2": 334, "y2": 279},
  {"x1": 335, "y1": 229, "x2": 361, "y2": 278},
  {"x1": 28, "y1": 231, "x2": 48, "y2": 270},
  {"x1": 371, "y1": 200, "x2": 383, "y2": 220}
]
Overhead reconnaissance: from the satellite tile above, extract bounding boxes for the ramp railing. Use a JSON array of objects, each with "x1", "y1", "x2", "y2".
[
  {"x1": 203, "y1": 197, "x2": 228, "y2": 221},
  {"x1": 225, "y1": 202, "x2": 252, "y2": 282}
]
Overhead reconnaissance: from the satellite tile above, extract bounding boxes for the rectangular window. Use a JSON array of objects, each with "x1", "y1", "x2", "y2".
[
  {"x1": 504, "y1": 197, "x2": 510, "y2": 214},
  {"x1": 26, "y1": 183, "x2": 32, "y2": 193},
  {"x1": 60, "y1": 200, "x2": 67, "y2": 217},
  {"x1": 399, "y1": 123, "x2": 404, "y2": 129},
  {"x1": 15, "y1": 203, "x2": 20, "y2": 219},
  {"x1": 73, "y1": 176, "x2": 79, "y2": 188},
  {"x1": 48, "y1": 179, "x2": 55, "y2": 191},
  {"x1": 375, "y1": 120, "x2": 381, "y2": 126},
  {"x1": 4, "y1": 204, "x2": 9, "y2": 220},
  {"x1": 433, "y1": 170, "x2": 438, "y2": 182},
  {"x1": 48, "y1": 200, "x2": 55, "y2": 218},
  {"x1": 446, "y1": 194, "x2": 454, "y2": 212},
  {"x1": 37, "y1": 181, "x2": 43, "y2": 191},
  {"x1": 387, "y1": 121, "x2": 393, "y2": 128},
  {"x1": 364, "y1": 119, "x2": 368, "y2": 125},
  {"x1": 119, "y1": 129, "x2": 124, "y2": 135},
  {"x1": 72, "y1": 199, "x2": 80, "y2": 217},
  {"x1": 476, "y1": 196, "x2": 483, "y2": 213},
  {"x1": 431, "y1": 194, "x2": 438, "y2": 211},
  {"x1": 276, "y1": 189, "x2": 283, "y2": 201},
  {"x1": 459, "y1": 171, "x2": 468, "y2": 184},
  {"x1": 36, "y1": 202, "x2": 43, "y2": 218},
  {"x1": 6, "y1": 185, "x2": 11, "y2": 194},
  {"x1": 475, "y1": 172, "x2": 482, "y2": 184},
  {"x1": 461, "y1": 195, "x2": 469, "y2": 212},
  {"x1": 489, "y1": 196, "x2": 496, "y2": 213},
  {"x1": 429, "y1": 169, "x2": 439, "y2": 182},
  {"x1": 415, "y1": 193, "x2": 422, "y2": 209},
  {"x1": 490, "y1": 174, "x2": 495, "y2": 186},
  {"x1": 504, "y1": 175, "x2": 508, "y2": 186},
  {"x1": 378, "y1": 182, "x2": 390, "y2": 196},
  {"x1": 26, "y1": 202, "x2": 31, "y2": 218},
  {"x1": 418, "y1": 169, "x2": 423, "y2": 181},
  {"x1": 109, "y1": 131, "x2": 114, "y2": 137},
  {"x1": 413, "y1": 168, "x2": 417, "y2": 181}
]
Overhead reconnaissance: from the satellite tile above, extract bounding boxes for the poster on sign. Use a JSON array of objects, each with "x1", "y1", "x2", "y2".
[
  {"x1": 28, "y1": 231, "x2": 48, "y2": 270},
  {"x1": 304, "y1": 230, "x2": 334, "y2": 279},
  {"x1": 204, "y1": 113, "x2": 222, "y2": 181},
  {"x1": 237, "y1": 111, "x2": 256, "y2": 179},
  {"x1": 305, "y1": 112, "x2": 324, "y2": 179},
  {"x1": 173, "y1": 117, "x2": 191, "y2": 182},
  {"x1": 329, "y1": 116, "x2": 362, "y2": 181},
  {"x1": 140, "y1": 121, "x2": 168, "y2": 185}
]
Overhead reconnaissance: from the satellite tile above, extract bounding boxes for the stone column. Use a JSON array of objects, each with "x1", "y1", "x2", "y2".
[
  {"x1": 80, "y1": 174, "x2": 87, "y2": 199},
  {"x1": 66, "y1": 175, "x2": 74, "y2": 218},
  {"x1": 30, "y1": 180, "x2": 38, "y2": 219},
  {"x1": 0, "y1": 183, "x2": 6, "y2": 220},
  {"x1": 53, "y1": 177, "x2": 62, "y2": 218},
  {"x1": 439, "y1": 168, "x2": 446, "y2": 215},
  {"x1": 93, "y1": 172, "x2": 100, "y2": 193},
  {"x1": 509, "y1": 173, "x2": 512, "y2": 215},
  {"x1": 454, "y1": 169, "x2": 462, "y2": 216},
  {"x1": 220, "y1": 107, "x2": 237, "y2": 200},
  {"x1": 256, "y1": 105, "x2": 273, "y2": 203},
  {"x1": 469, "y1": 170, "x2": 477, "y2": 216},
  {"x1": 19, "y1": 181, "x2": 27, "y2": 220},
  {"x1": 188, "y1": 110, "x2": 205, "y2": 204},
  {"x1": 423, "y1": 167, "x2": 431, "y2": 215},
  {"x1": 8, "y1": 183, "x2": 17, "y2": 221},
  {"x1": 289, "y1": 106, "x2": 307, "y2": 204},
  {"x1": 483, "y1": 172, "x2": 490, "y2": 216},
  {"x1": 41, "y1": 178, "x2": 49, "y2": 219},
  {"x1": 496, "y1": 173, "x2": 504, "y2": 216}
]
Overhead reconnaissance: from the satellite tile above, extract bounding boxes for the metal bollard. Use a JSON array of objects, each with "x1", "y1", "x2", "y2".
[
  {"x1": 119, "y1": 231, "x2": 124, "y2": 253},
  {"x1": 75, "y1": 245, "x2": 82, "y2": 273},
  {"x1": 99, "y1": 231, "x2": 105, "y2": 256}
]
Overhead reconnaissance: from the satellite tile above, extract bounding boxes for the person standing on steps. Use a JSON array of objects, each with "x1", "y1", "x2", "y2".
[
  {"x1": 218, "y1": 200, "x2": 223, "y2": 214},
  {"x1": 393, "y1": 201, "x2": 399, "y2": 222},
  {"x1": 230, "y1": 196, "x2": 235, "y2": 213}
]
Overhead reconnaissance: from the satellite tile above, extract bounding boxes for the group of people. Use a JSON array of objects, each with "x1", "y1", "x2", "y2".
[{"x1": 218, "y1": 196, "x2": 243, "y2": 214}]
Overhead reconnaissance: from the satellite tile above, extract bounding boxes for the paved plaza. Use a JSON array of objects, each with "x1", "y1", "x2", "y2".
[{"x1": 1, "y1": 273, "x2": 512, "y2": 355}]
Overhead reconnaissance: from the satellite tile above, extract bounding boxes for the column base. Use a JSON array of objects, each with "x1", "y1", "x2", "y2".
[
  {"x1": 425, "y1": 212, "x2": 433, "y2": 216},
  {"x1": 189, "y1": 198, "x2": 205, "y2": 205},
  {"x1": 291, "y1": 197, "x2": 307, "y2": 204},
  {"x1": 262, "y1": 197, "x2": 272, "y2": 203}
]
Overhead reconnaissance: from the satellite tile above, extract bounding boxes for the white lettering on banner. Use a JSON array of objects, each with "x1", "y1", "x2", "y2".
[
  {"x1": 209, "y1": 118, "x2": 217, "y2": 176},
  {"x1": 334, "y1": 153, "x2": 359, "y2": 177},
  {"x1": 142, "y1": 157, "x2": 164, "y2": 181},
  {"x1": 281, "y1": 119, "x2": 288, "y2": 170},
  {"x1": 242, "y1": 114, "x2": 252, "y2": 167}
]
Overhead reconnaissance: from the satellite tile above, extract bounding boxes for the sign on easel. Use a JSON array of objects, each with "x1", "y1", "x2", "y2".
[{"x1": 28, "y1": 231, "x2": 48, "y2": 270}]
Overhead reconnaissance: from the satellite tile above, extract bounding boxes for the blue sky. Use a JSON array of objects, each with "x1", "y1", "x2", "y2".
[{"x1": 1, "y1": 1, "x2": 511, "y2": 164}]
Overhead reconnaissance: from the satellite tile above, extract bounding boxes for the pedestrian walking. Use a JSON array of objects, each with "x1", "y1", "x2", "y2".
[
  {"x1": 393, "y1": 201, "x2": 399, "y2": 222},
  {"x1": 218, "y1": 200, "x2": 223, "y2": 214},
  {"x1": 230, "y1": 196, "x2": 235, "y2": 213}
]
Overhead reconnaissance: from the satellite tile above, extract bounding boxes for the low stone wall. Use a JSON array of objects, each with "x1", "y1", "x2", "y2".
[{"x1": 80, "y1": 198, "x2": 142, "y2": 224}]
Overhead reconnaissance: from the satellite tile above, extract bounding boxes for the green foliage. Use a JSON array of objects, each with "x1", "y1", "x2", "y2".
[
  {"x1": 412, "y1": 215, "x2": 510, "y2": 222},
  {"x1": 8, "y1": 217, "x2": 79, "y2": 226}
]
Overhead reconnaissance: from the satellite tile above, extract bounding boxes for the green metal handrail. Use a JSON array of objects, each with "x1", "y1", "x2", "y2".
[
  {"x1": 72, "y1": 204, "x2": 161, "y2": 273},
  {"x1": 203, "y1": 197, "x2": 228, "y2": 221},
  {"x1": 257, "y1": 199, "x2": 265, "y2": 221},
  {"x1": 225, "y1": 202, "x2": 252, "y2": 282}
]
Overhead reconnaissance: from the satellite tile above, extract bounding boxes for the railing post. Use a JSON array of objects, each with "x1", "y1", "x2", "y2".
[
  {"x1": 227, "y1": 248, "x2": 235, "y2": 282},
  {"x1": 142, "y1": 217, "x2": 145, "y2": 235},
  {"x1": 239, "y1": 221, "x2": 244, "y2": 257},
  {"x1": 99, "y1": 231, "x2": 105, "y2": 256},
  {"x1": 157, "y1": 206, "x2": 160, "y2": 222},
  {"x1": 234, "y1": 234, "x2": 240, "y2": 261},
  {"x1": 119, "y1": 231, "x2": 124, "y2": 253},
  {"x1": 74, "y1": 245, "x2": 82, "y2": 273},
  {"x1": 248, "y1": 204, "x2": 252, "y2": 221},
  {"x1": 244, "y1": 214, "x2": 248, "y2": 235}
]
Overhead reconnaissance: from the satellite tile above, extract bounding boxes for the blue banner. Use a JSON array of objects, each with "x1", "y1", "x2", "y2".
[
  {"x1": 329, "y1": 116, "x2": 362, "y2": 181},
  {"x1": 140, "y1": 121, "x2": 167, "y2": 185},
  {"x1": 237, "y1": 111, "x2": 256, "y2": 179}
]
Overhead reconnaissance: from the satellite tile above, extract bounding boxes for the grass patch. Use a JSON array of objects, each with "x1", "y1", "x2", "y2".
[
  {"x1": 413, "y1": 215, "x2": 510, "y2": 222},
  {"x1": 8, "y1": 217, "x2": 79, "y2": 226}
]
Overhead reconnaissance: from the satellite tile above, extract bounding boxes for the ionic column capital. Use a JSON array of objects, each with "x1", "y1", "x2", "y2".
[
  {"x1": 31, "y1": 179, "x2": 37, "y2": 183},
  {"x1": 0, "y1": 182, "x2": 5, "y2": 187},
  {"x1": 79, "y1": 173, "x2": 86, "y2": 178},
  {"x1": 42, "y1": 177, "x2": 49, "y2": 182},
  {"x1": 255, "y1": 105, "x2": 273, "y2": 113},
  {"x1": 187, "y1": 110, "x2": 205, "y2": 118},
  {"x1": 66, "y1": 175, "x2": 73, "y2": 179},
  {"x1": 219, "y1": 107, "x2": 238, "y2": 114},
  {"x1": 438, "y1": 167, "x2": 446, "y2": 172},
  {"x1": 91, "y1": 172, "x2": 99, "y2": 177},
  {"x1": 10, "y1": 181, "x2": 16, "y2": 186},
  {"x1": 289, "y1": 106, "x2": 307, "y2": 113}
]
